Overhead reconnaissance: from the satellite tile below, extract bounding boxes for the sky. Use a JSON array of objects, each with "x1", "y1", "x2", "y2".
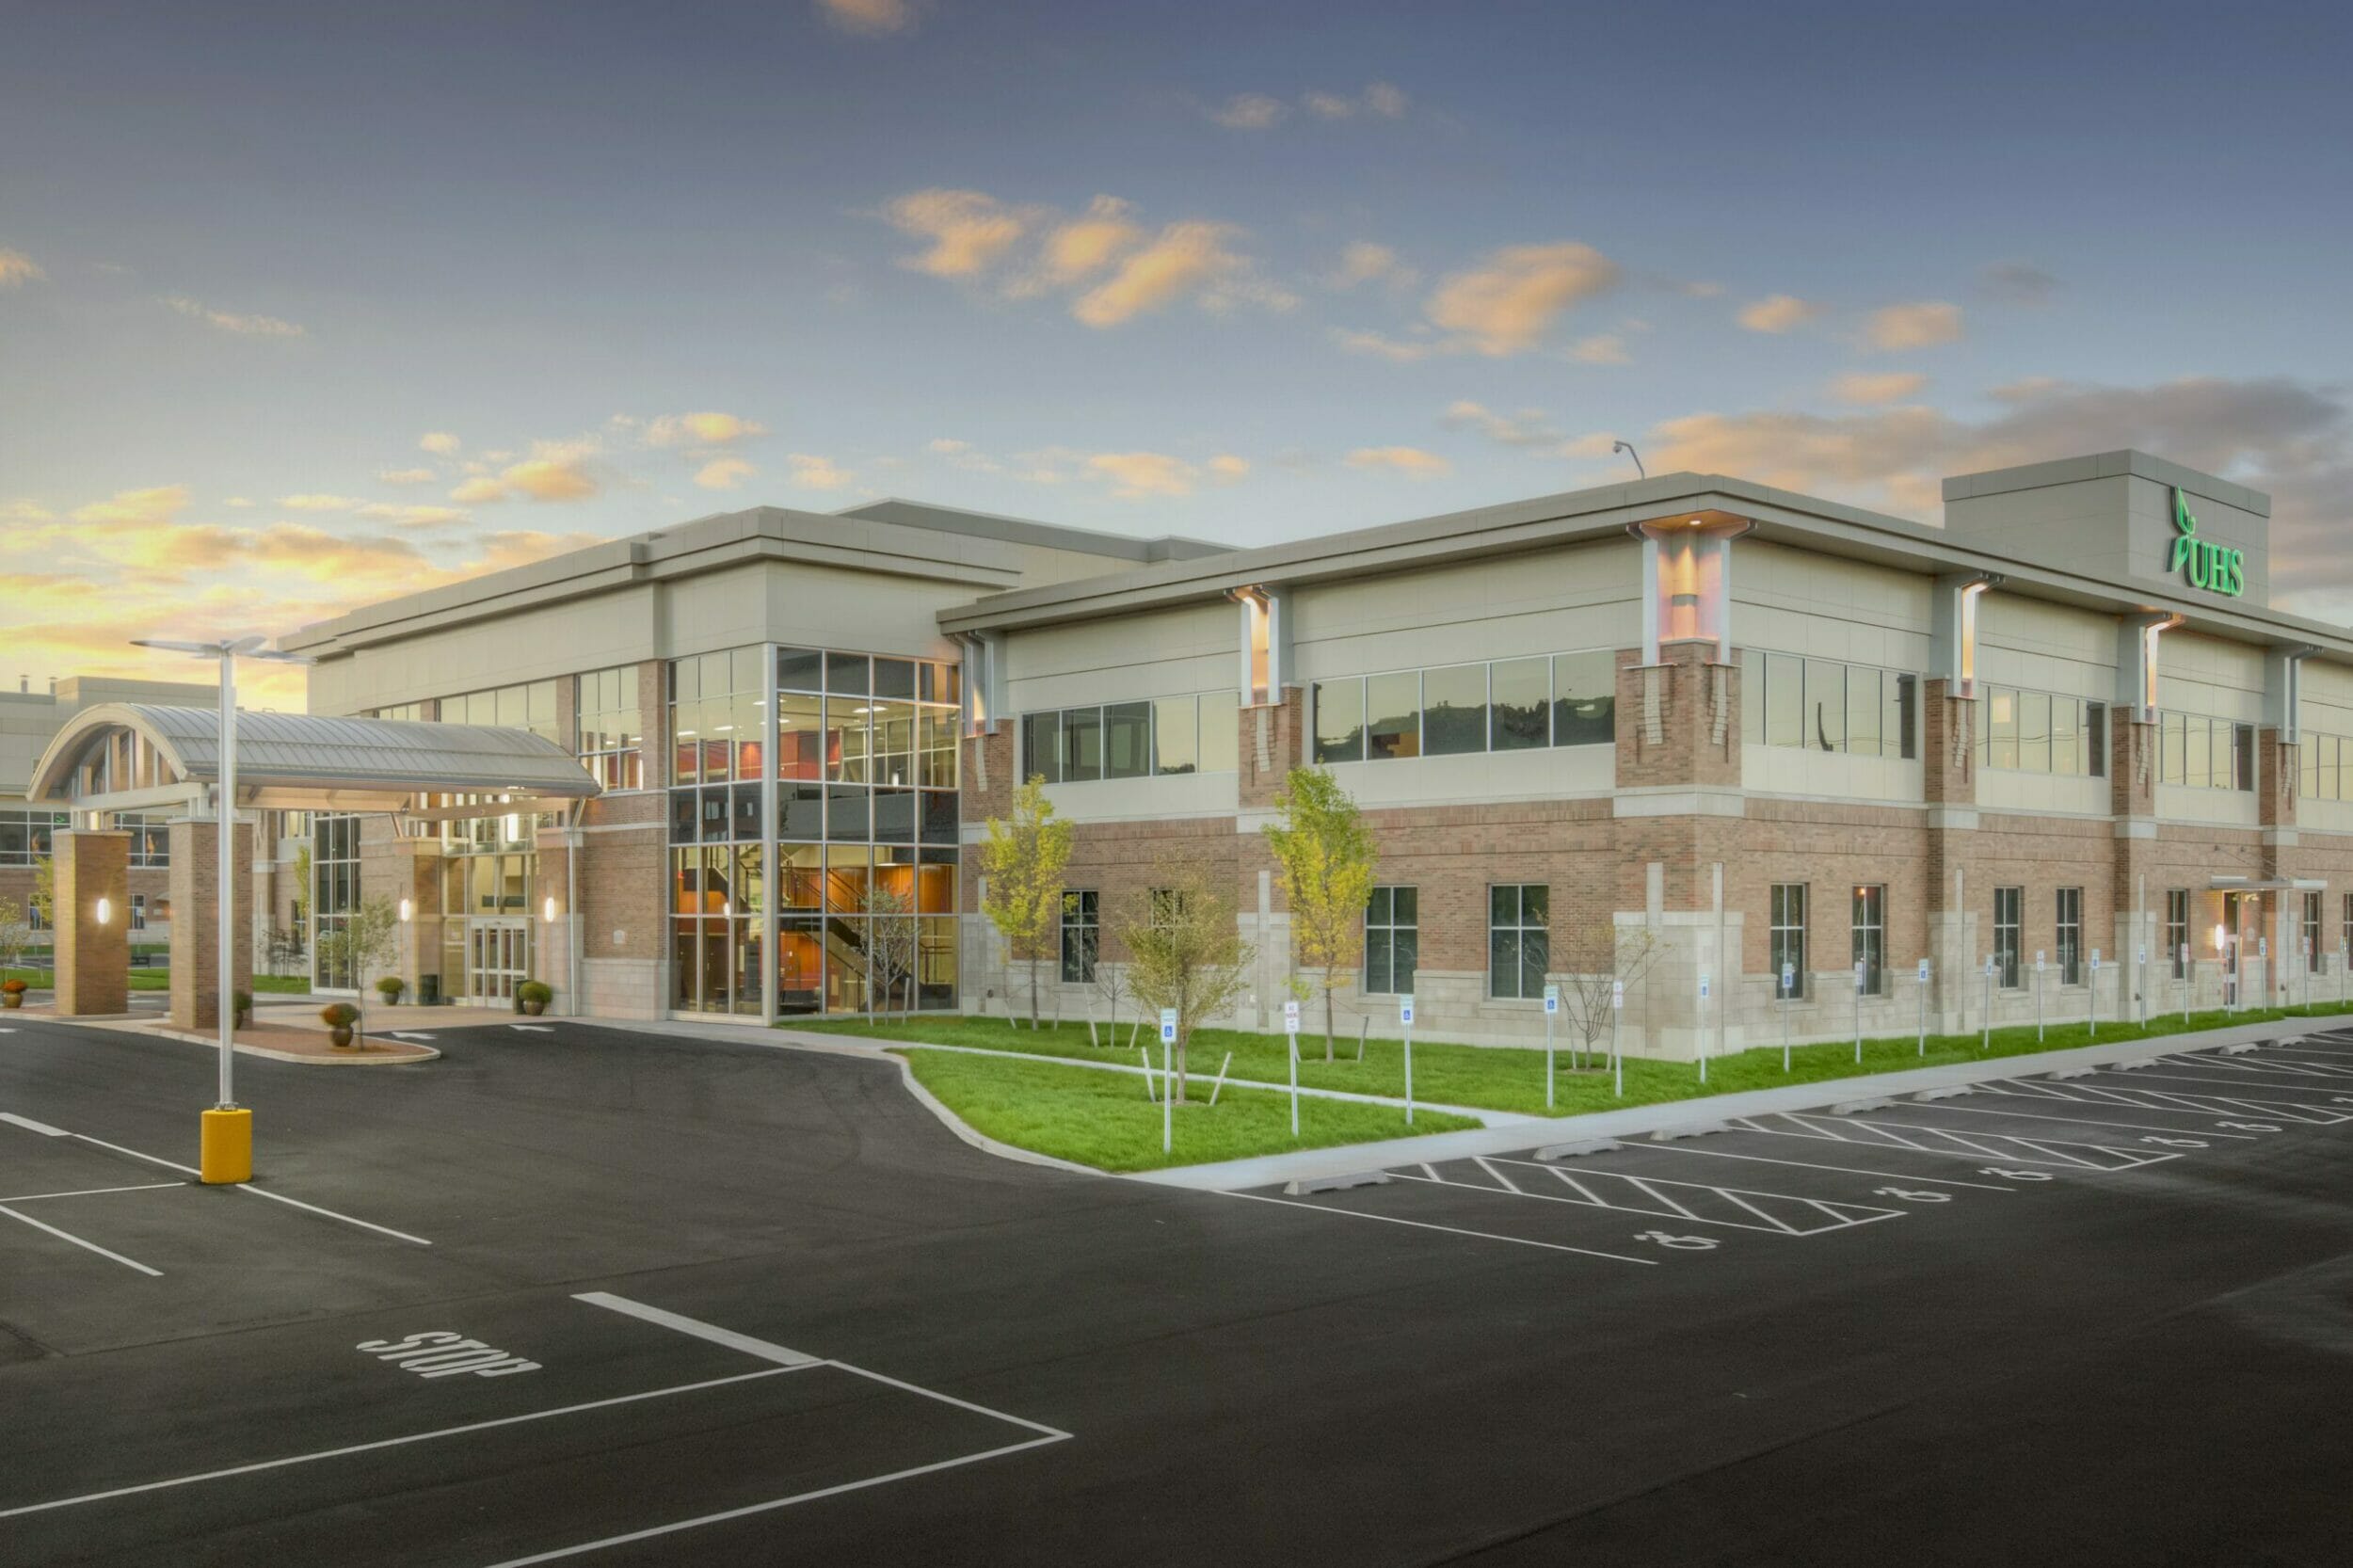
[{"x1": 4, "y1": 0, "x2": 2351, "y2": 708}]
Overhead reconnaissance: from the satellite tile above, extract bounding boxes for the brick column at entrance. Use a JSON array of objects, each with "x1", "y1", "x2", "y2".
[
  {"x1": 168, "y1": 819, "x2": 254, "y2": 1032},
  {"x1": 53, "y1": 829, "x2": 131, "y2": 1016}
]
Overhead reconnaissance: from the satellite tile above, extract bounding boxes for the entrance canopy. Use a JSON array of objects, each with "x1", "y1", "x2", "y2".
[{"x1": 25, "y1": 703, "x2": 602, "y2": 815}]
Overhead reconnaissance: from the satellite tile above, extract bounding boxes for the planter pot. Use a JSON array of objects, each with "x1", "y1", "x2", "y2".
[
  {"x1": 521, "y1": 999, "x2": 546, "y2": 1016},
  {"x1": 329, "y1": 1026, "x2": 355, "y2": 1048},
  {"x1": 1, "y1": 993, "x2": 22, "y2": 1009}
]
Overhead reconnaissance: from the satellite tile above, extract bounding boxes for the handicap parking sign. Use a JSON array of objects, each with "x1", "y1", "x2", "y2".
[
  {"x1": 1399, "y1": 994, "x2": 1415, "y2": 1027},
  {"x1": 1159, "y1": 1008, "x2": 1177, "y2": 1045},
  {"x1": 1543, "y1": 984, "x2": 1559, "y2": 1016},
  {"x1": 1916, "y1": 958, "x2": 1930, "y2": 984},
  {"x1": 1283, "y1": 1000, "x2": 1300, "y2": 1034}
]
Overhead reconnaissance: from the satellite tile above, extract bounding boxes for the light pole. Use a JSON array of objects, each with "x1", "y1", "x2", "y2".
[{"x1": 132, "y1": 634, "x2": 312, "y2": 1184}]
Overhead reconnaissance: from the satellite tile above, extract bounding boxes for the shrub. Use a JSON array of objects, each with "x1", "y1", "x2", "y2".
[
  {"x1": 1, "y1": 978, "x2": 26, "y2": 996},
  {"x1": 516, "y1": 980, "x2": 553, "y2": 1006},
  {"x1": 232, "y1": 989, "x2": 252, "y2": 1015},
  {"x1": 320, "y1": 1001, "x2": 360, "y2": 1027},
  {"x1": 375, "y1": 975, "x2": 408, "y2": 1002}
]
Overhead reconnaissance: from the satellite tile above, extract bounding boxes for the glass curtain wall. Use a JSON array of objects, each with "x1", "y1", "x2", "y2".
[
  {"x1": 672, "y1": 644, "x2": 961, "y2": 1016},
  {"x1": 311, "y1": 815, "x2": 360, "y2": 991},
  {"x1": 437, "y1": 794, "x2": 538, "y2": 1003}
]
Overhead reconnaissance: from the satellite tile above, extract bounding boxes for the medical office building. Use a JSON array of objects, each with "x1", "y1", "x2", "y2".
[{"x1": 265, "y1": 449, "x2": 2353, "y2": 1057}]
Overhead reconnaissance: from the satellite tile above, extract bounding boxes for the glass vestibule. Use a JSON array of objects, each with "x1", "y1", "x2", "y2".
[
  {"x1": 436, "y1": 796, "x2": 541, "y2": 1006},
  {"x1": 668, "y1": 644, "x2": 962, "y2": 1017}
]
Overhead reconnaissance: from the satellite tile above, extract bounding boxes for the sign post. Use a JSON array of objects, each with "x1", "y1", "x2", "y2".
[
  {"x1": 2137, "y1": 943, "x2": 2148, "y2": 1026},
  {"x1": 1981, "y1": 954, "x2": 1993, "y2": 1050},
  {"x1": 2181, "y1": 942, "x2": 2190, "y2": 1023},
  {"x1": 1399, "y1": 994, "x2": 1416, "y2": 1127},
  {"x1": 1283, "y1": 1000, "x2": 1301, "y2": 1137},
  {"x1": 1916, "y1": 957, "x2": 1930, "y2": 1055},
  {"x1": 2089, "y1": 949, "x2": 2101, "y2": 1038},
  {"x1": 1696, "y1": 972, "x2": 1711, "y2": 1084},
  {"x1": 1159, "y1": 1009, "x2": 1177, "y2": 1155},
  {"x1": 1852, "y1": 960, "x2": 1865, "y2": 1064},
  {"x1": 1542, "y1": 984, "x2": 1560, "y2": 1108},
  {"x1": 1610, "y1": 979, "x2": 1625, "y2": 1097},
  {"x1": 2034, "y1": 950, "x2": 2046, "y2": 1042},
  {"x1": 1779, "y1": 963, "x2": 1794, "y2": 1072}
]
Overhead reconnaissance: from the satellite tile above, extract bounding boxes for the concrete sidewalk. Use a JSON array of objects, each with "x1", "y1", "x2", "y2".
[{"x1": 1124, "y1": 1013, "x2": 2342, "y2": 1191}]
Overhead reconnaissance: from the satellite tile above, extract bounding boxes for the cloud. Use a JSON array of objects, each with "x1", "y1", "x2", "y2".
[
  {"x1": 1330, "y1": 328, "x2": 1439, "y2": 362},
  {"x1": 161, "y1": 295, "x2": 306, "y2": 338},
  {"x1": 644, "y1": 410, "x2": 767, "y2": 448},
  {"x1": 1737, "y1": 294, "x2": 1822, "y2": 334},
  {"x1": 1206, "y1": 455, "x2": 1250, "y2": 483},
  {"x1": 787, "y1": 454, "x2": 853, "y2": 489},
  {"x1": 279, "y1": 493, "x2": 361, "y2": 512},
  {"x1": 500, "y1": 453, "x2": 599, "y2": 502},
  {"x1": 0, "y1": 248, "x2": 45, "y2": 287},
  {"x1": 1084, "y1": 452, "x2": 1198, "y2": 498},
  {"x1": 449, "y1": 475, "x2": 505, "y2": 504},
  {"x1": 817, "y1": 0, "x2": 914, "y2": 35},
  {"x1": 1035, "y1": 196, "x2": 1143, "y2": 287},
  {"x1": 1073, "y1": 222, "x2": 1252, "y2": 327},
  {"x1": 71, "y1": 485, "x2": 191, "y2": 527},
  {"x1": 419, "y1": 431, "x2": 461, "y2": 455},
  {"x1": 926, "y1": 438, "x2": 970, "y2": 455},
  {"x1": 1569, "y1": 334, "x2": 1631, "y2": 365},
  {"x1": 1441, "y1": 400, "x2": 1561, "y2": 448},
  {"x1": 1978, "y1": 262, "x2": 2061, "y2": 306},
  {"x1": 1326, "y1": 241, "x2": 1416, "y2": 292},
  {"x1": 1345, "y1": 446, "x2": 1453, "y2": 478},
  {"x1": 1305, "y1": 82, "x2": 1410, "y2": 120},
  {"x1": 1865, "y1": 300, "x2": 1963, "y2": 351},
  {"x1": 377, "y1": 467, "x2": 437, "y2": 485},
  {"x1": 694, "y1": 456, "x2": 758, "y2": 490},
  {"x1": 354, "y1": 504, "x2": 470, "y2": 529},
  {"x1": 1831, "y1": 371, "x2": 1929, "y2": 406},
  {"x1": 1421, "y1": 242, "x2": 1621, "y2": 357},
  {"x1": 881, "y1": 188, "x2": 1029, "y2": 278},
  {"x1": 1207, "y1": 93, "x2": 1286, "y2": 130}
]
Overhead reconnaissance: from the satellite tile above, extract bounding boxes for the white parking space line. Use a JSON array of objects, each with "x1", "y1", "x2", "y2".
[
  {"x1": 68, "y1": 1133, "x2": 199, "y2": 1176},
  {"x1": 1219, "y1": 1189, "x2": 1657, "y2": 1264},
  {"x1": 0, "y1": 1181, "x2": 185, "y2": 1203},
  {"x1": 474, "y1": 1432, "x2": 1068, "y2": 1568},
  {"x1": 1988, "y1": 1077, "x2": 2352, "y2": 1124},
  {"x1": 2157, "y1": 1054, "x2": 2353, "y2": 1081},
  {"x1": 0, "y1": 1112, "x2": 71, "y2": 1137},
  {"x1": 1501, "y1": 1146, "x2": 2018, "y2": 1192},
  {"x1": 0, "y1": 1204, "x2": 163, "y2": 1277},
  {"x1": 2115, "y1": 1067, "x2": 2353, "y2": 1100},
  {"x1": 0, "y1": 1368, "x2": 796, "y2": 1522},
  {"x1": 1898, "y1": 1102, "x2": 2258, "y2": 1139},
  {"x1": 574, "y1": 1292, "x2": 820, "y2": 1368},
  {"x1": 1734, "y1": 1112, "x2": 2178, "y2": 1171},
  {"x1": 1398, "y1": 1164, "x2": 1900, "y2": 1236},
  {"x1": 236, "y1": 1186, "x2": 432, "y2": 1247}
]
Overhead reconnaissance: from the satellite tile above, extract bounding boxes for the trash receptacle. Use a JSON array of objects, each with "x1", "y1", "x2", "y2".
[{"x1": 418, "y1": 973, "x2": 440, "y2": 1006}]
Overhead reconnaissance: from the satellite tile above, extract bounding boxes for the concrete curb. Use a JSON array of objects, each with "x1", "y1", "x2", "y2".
[
  {"x1": 132, "y1": 1023, "x2": 442, "y2": 1066},
  {"x1": 1124, "y1": 1014, "x2": 2342, "y2": 1191}
]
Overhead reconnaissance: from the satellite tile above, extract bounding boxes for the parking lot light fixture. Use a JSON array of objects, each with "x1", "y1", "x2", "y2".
[{"x1": 130, "y1": 633, "x2": 314, "y2": 1185}]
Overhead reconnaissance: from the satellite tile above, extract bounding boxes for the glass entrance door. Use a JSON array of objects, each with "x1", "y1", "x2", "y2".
[{"x1": 466, "y1": 920, "x2": 530, "y2": 1003}]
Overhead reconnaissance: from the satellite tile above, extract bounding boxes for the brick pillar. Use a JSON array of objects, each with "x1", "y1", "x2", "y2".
[
  {"x1": 53, "y1": 829, "x2": 131, "y2": 1016},
  {"x1": 168, "y1": 819, "x2": 254, "y2": 1032}
]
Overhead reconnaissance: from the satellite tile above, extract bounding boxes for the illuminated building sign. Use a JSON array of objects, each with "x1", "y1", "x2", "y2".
[{"x1": 2169, "y1": 487, "x2": 2245, "y2": 598}]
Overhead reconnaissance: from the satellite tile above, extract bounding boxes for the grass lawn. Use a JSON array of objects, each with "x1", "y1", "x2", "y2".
[
  {"x1": 894, "y1": 1047, "x2": 1479, "y2": 1172},
  {"x1": 801, "y1": 998, "x2": 2353, "y2": 1120},
  {"x1": 251, "y1": 974, "x2": 312, "y2": 994},
  {"x1": 4, "y1": 966, "x2": 167, "y2": 991}
]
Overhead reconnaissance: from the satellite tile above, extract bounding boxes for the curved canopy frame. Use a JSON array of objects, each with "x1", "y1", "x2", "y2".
[{"x1": 26, "y1": 703, "x2": 603, "y2": 816}]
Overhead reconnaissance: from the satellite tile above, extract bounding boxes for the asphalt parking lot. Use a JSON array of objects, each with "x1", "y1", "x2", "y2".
[{"x1": 4, "y1": 1015, "x2": 2351, "y2": 1566}]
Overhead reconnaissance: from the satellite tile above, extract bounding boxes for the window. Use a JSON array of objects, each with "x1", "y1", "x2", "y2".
[
  {"x1": 1769, "y1": 884, "x2": 1807, "y2": 1000},
  {"x1": 312, "y1": 815, "x2": 362, "y2": 991},
  {"x1": 1994, "y1": 887, "x2": 2023, "y2": 988},
  {"x1": 2167, "y1": 889, "x2": 2189, "y2": 980},
  {"x1": 2155, "y1": 712, "x2": 2252, "y2": 791},
  {"x1": 1488, "y1": 884, "x2": 1548, "y2": 1000},
  {"x1": 2056, "y1": 888, "x2": 2083, "y2": 985},
  {"x1": 2343, "y1": 891, "x2": 2353, "y2": 969},
  {"x1": 117, "y1": 813, "x2": 170, "y2": 868},
  {"x1": 1851, "y1": 885, "x2": 1886, "y2": 996},
  {"x1": 446, "y1": 679, "x2": 561, "y2": 745},
  {"x1": 1741, "y1": 653, "x2": 1917, "y2": 759},
  {"x1": 0, "y1": 808, "x2": 71, "y2": 867},
  {"x1": 1060, "y1": 890, "x2": 1098, "y2": 984},
  {"x1": 1365, "y1": 886, "x2": 1417, "y2": 995},
  {"x1": 374, "y1": 701, "x2": 426, "y2": 723},
  {"x1": 2305, "y1": 891, "x2": 2324, "y2": 973},
  {"x1": 130, "y1": 894, "x2": 147, "y2": 932},
  {"x1": 1973, "y1": 686, "x2": 2106, "y2": 777},
  {"x1": 1312, "y1": 651, "x2": 1616, "y2": 764},
  {"x1": 1148, "y1": 887, "x2": 1188, "y2": 927},
  {"x1": 577, "y1": 664, "x2": 644, "y2": 791},
  {"x1": 1024, "y1": 695, "x2": 1241, "y2": 781}
]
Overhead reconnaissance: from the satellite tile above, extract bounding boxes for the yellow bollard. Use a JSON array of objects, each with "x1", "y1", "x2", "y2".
[{"x1": 200, "y1": 1107, "x2": 252, "y2": 1185}]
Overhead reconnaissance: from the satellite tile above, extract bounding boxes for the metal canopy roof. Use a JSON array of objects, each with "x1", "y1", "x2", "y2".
[{"x1": 27, "y1": 704, "x2": 602, "y2": 810}]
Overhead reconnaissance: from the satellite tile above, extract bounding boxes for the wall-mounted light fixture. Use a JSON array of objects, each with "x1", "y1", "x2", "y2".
[
  {"x1": 96, "y1": 897, "x2": 112, "y2": 927},
  {"x1": 397, "y1": 897, "x2": 413, "y2": 923},
  {"x1": 542, "y1": 895, "x2": 558, "y2": 922}
]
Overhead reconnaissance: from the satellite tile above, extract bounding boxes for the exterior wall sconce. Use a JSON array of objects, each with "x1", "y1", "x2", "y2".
[
  {"x1": 398, "y1": 897, "x2": 413, "y2": 922},
  {"x1": 96, "y1": 897, "x2": 112, "y2": 926},
  {"x1": 542, "y1": 895, "x2": 558, "y2": 922}
]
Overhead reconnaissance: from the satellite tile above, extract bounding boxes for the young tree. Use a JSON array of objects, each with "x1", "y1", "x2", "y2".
[
  {"x1": 30, "y1": 855, "x2": 55, "y2": 931},
  {"x1": 859, "y1": 882, "x2": 918, "y2": 1017},
  {"x1": 1261, "y1": 766, "x2": 1378, "y2": 1060},
  {"x1": 1560, "y1": 920, "x2": 1663, "y2": 1069},
  {"x1": 314, "y1": 894, "x2": 401, "y2": 1001},
  {"x1": 0, "y1": 896, "x2": 28, "y2": 976},
  {"x1": 979, "y1": 776, "x2": 1073, "y2": 1028},
  {"x1": 1121, "y1": 863, "x2": 1254, "y2": 1101},
  {"x1": 1087, "y1": 925, "x2": 1132, "y2": 1047}
]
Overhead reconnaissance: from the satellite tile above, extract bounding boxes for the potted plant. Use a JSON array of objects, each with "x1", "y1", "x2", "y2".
[
  {"x1": 375, "y1": 975, "x2": 408, "y2": 1006},
  {"x1": 516, "y1": 980, "x2": 553, "y2": 1017},
  {"x1": 232, "y1": 989, "x2": 252, "y2": 1028},
  {"x1": 1, "y1": 978, "x2": 25, "y2": 1010},
  {"x1": 321, "y1": 1000, "x2": 360, "y2": 1048}
]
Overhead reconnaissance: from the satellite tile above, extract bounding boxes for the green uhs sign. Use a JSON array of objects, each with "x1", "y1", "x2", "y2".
[{"x1": 2169, "y1": 487, "x2": 2245, "y2": 598}]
